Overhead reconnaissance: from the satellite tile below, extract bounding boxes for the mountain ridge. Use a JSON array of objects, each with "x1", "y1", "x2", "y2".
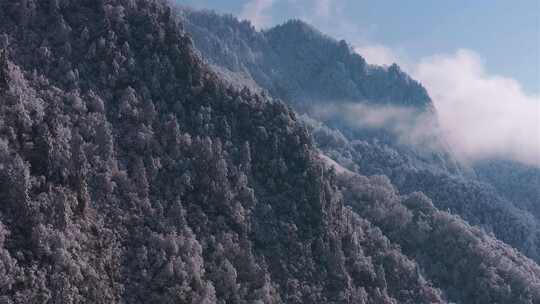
[
  {"x1": 181, "y1": 9, "x2": 433, "y2": 110},
  {"x1": 0, "y1": 0, "x2": 538, "y2": 303}
]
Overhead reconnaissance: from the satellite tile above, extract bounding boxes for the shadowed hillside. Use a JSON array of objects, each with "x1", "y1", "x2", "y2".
[{"x1": 0, "y1": 1, "x2": 538, "y2": 303}]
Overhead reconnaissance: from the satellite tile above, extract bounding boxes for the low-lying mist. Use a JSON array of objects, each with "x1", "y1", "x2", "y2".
[
  {"x1": 416, "y1": 50, "x2": 540, "y2": 168},
  {"x1": 310, "y1": 102, "x2": 444, "y2": 151},
  {"x1": 355, "y1": 47, "x2": 540, "y2": 168},
  {"x1": 310, "y1": 95, "x2": 539, "y2": 169}
]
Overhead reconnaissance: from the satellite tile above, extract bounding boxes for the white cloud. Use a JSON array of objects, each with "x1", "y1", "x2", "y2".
[
  {"x1": 414, "y1": 49, "x2": 540, "y2": 167},
  {"x1": 311, "y1": 103, "x2": 441, "y2": 150},
  {"x1": 240, "y1": 0, "x2": 275, "y2": 29},
  {"x1": 314, "y1": 0, "x2": 332, "y2": 18},
  {"x1": 352, "y1": 45, "x2": 540, "y2": 166}
]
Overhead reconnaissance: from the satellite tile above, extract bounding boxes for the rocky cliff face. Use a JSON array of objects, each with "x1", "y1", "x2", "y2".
[{"x1": 0, "y1": 1, "x2": 538, "y2": 303}]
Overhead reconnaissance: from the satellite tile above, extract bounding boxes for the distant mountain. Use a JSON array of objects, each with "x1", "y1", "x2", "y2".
[
  {"x1": 180, "y1": 7, "x2": 540, "y2": 265},
  {"x1": 0, "y1": 1, "x2": 538, "y2": 303},
  {"x1": 181, "y1": 9, "x2": 432, "y2": 110}
]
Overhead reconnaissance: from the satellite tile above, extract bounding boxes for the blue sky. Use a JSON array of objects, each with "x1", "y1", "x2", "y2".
[{"x1": 176, "y1": 0, "x2": 539, "y2": 95}]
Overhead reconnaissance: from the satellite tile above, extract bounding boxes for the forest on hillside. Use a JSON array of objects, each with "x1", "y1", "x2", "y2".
[{"x1": 0, "y1": 1, "x2": 538, "y2": 303}]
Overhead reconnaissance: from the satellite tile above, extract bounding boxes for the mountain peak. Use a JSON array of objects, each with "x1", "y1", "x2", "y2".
[
  {"x1": 183, "y1": 10, "x2": 432, "y2": 109},
  {"x1": 267, "y1": 19, "x2": 321, "y2": 35}
]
